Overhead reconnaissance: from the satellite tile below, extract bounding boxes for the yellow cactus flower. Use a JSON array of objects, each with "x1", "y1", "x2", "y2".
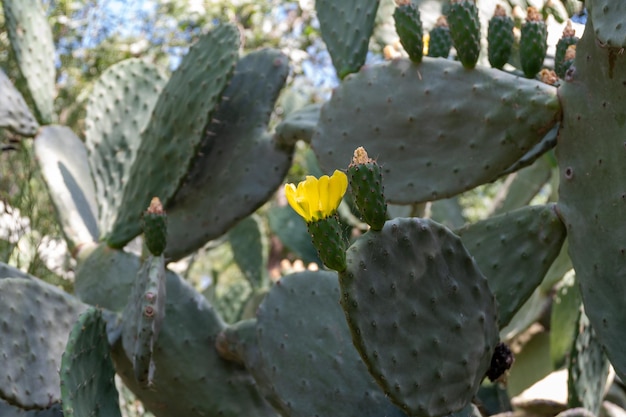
[{"x1": 284, "y1": 170, "x2": 348, "y2": 223}]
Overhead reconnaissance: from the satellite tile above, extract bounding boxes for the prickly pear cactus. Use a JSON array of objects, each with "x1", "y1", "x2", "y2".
[
  {"x1": 394, "y1": 0, "x2": 424, "y2": 63},
  {"x1": 0, "y1": 68, "x2": 39, "y2": 137},
  {"x1": 339, "y1": 217, "x2": 499, "y2": 416},
  {"x1": 315, "y1": 0, "x2": 379, "y2": 78},
  {"x1": 2, "y1": 0, "x2": 56, "y2": 123},
  {"x1": 60, "y1": 308, "x2": 122, "y2": 417},
  {"x1": 556, "y1": 15, "x2": 626, "y2": 384},
  {"x1": 313, "y1": 58, "x2": 560, "y2": 204},
  {"x1": 105, "y1": 24, "x2": 240, "y2": 248},
  {"x1": 251, "y1": 271, "x2": 407, "y2": 417}
]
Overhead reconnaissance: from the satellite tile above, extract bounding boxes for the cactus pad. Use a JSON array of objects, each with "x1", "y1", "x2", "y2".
[
  {"x1": 34, "y1": 126, "x2": 99, "y2": 249},
  {"x1": 121, "y1": 255, "x2": 166, "y2": 386},
  {"x1": 85, "y1": 59, "x2": 167, "y2": 237},
  {"x1": 589, "y1": 0, "x2": 626, "y2": 47},
  {"x1": 339, "y1": 217, "x2": 499, "y2": 416},
  {"x1": 60, "y1": 308, "x2": 122, "y2": 417},
  {"x1": 0, "y1": 69, "x2": 39, "y2": 137},
  {"x1": 164, "y1": 49, "x2": 292, "y2": 260},
  {"x1": 315, "y1": 0, "x2": 379, "y2": 78},
  {"x1": 567, "y1": 310, "x2": 610, "y2": 415},
  {"x1": 0, "y1": 278, "x2": 86, "y2": 409},
  {"x1": 313, "y1": 58, "x2": 560, "y2": 204},
  {"x1": 274, "y1": 103, "x2": 322, "y2": 147},
  {"x1": 394, "y1": 1, "x2": 424, "y2": 63},
  {"x1": 456, "y1": 204, "x2": 566, "y2": 328},
  {"x1": 556, "y1": 18, "x2": 626, "y2": 383},
  {"x1": 253, "y1": 271, "x2": 407, "y2": 417},
  {"x1": 74, "y1": 243, "x2": 140, "y2": 312},
  {"x1": 2, "y1": 0, "x2": 56, "y2": 123},
  {"x1": 111, "y1": 271, "x2": 275, "y2": 417},
  {"x1": 106, "y1": 24, "x2": 240, "y2": 248}
]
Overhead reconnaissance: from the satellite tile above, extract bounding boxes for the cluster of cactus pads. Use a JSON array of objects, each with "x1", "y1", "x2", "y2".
[{"x1": 1, "y1": 0, "x2": 626, "y2": 416}]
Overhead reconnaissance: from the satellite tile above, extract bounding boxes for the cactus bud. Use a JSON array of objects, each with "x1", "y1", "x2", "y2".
[
  {"x1": 142, "y1": 197, "x2": 167, "y2": 256},
  {"x1": 448, "y1": 0, "x2": 481, "y2": 69},
  {"x1": 428, "y1": 16, "x2": 452, "y2": 58},
  {"x1": 487, "y1": 5, "x2": 514, "y2": 70},
  {"x1": 555, "y1": 21, "x2": 579, "y2": 78},
  {"x1": 348, "y1": 147, "x2": 387, "y2": 231},
  {"x1": 520, "y1": 7, "x2": 548, "y2": 78}
]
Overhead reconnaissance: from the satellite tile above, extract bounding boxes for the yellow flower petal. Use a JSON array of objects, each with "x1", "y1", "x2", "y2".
[
  {"x1": 302, "y1": 176, "x2": 320, "y2": 221},
  {"x1": 284, "y1": 183, "x2": 308, "y2": 220},
  {"x1": 317, "y1": 174, "x2": 331, "y2": 219},
  {"x1": 328, "y1": 170, "x2": 348, "y2": 212}
]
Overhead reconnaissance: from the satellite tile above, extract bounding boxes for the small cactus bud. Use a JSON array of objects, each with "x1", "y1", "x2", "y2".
[
  {"x1": 520, "y1": 7, "x2": 547, "y2": 78},
  {"x1": 142, "y1": 197, "x2": 167, "y2": 256},
  {"x1": 348, "y1": 147, "x2": 387, "y2": 231}
]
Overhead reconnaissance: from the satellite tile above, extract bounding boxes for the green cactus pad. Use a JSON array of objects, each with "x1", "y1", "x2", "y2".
[
  {"x1": 164, "y1": 49, "x2": 292, "y2": 260},
  {"x1": 111, "y1": 271, "x2": 275, "y2": 417},
  {"x1": 313, "y1": 58, "x2": 560, "y2": 204},
  {"x1": 228, "y1": 214, "x2": 269, "y2": 290},
  {"x1": 0, "y1": 398, "x2": 63, "y2": 417},
  {"x1": 339, "y1": 217, "x2": 499, "y2": 416},
  {"x1": 394, "y1": 2, "x2": 424, "y2": 63},
  {"x1": 253, "y1": 271, "x2": 407, "y2": 417},
  {"x1": 487, "y1": 7, "x2": 514, "y2": 70},
  {"x1": 0, "y1": 278, "x2": 86, "y2": 409},
  {"x1": 215, "y1": 318, "x2": 257, "y2": 366},
  {"x1": 74, "y1": 243, "x2": 140, "y2": 312},
  {"x1": 60, "y1": 308, "x2": 122, "y2": 417},
  {"x1": 556, "y1": 18, "x2": 626, "y2": 383},
  {"x1": 105, "y1": 24, "x2": 240, "y2": 248},
  {"x1": 550, "y1": 272, "x2": 580, "y2": 369},
  {"x1": 589, "y1": 0, "x2": 626, "y2": 47},
  {"x1": 33, "y1": 126, "x2": 99, "y2": 249},
  {"x1": 0, "y1": 261, "x2": 33, "y2": 279},
  {"x1": 428, "y1": 17, "x2": 453, "y2": 58},
  {"x1": 315, "y1": 0, "x2": 379, "y2": 78},
  {"x1": 348, "y1": 147, "x2": 388, "y2": 231},
  {"x1": 567, "y1": 310, "x2": 610, "y2": 415},
  {"x1": 121, "y1": 255, "x2": 166, "y2": 386},
  {"x1": 519, "y1": 9, "x2": 547, "y2": 78},
  {"x1": 274, "y1": 103, "x2": 322, "y2": 147},
  {"x1": 456, "y1": 204, "x2": 566, "y2": 328},
  {"x1": 447, "y1": 0, "x2": 481, "y2": 69},
  {"x1": 0, "y1": 69, "x2": 39, "y2": 137},
  {"x1": 85, "y1": 59, "x2": 167, "y2": 237},
  {"x1": 2, "y1": 0, "x2": 56, "y2": 123}
]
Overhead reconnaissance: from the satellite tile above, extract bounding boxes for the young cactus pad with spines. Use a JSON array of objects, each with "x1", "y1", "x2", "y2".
[
  {"x1": 394, "y1": 0, "x2": 424, "y2": 64},
  {"x1": 555, "y1": 21, "x2": 578, "y2": 78},
  {"x1": 488, "y1": 5, "x2": 515, "y2": 70},
  {"x1": 447, "y1": 0, "x2": 481, "y2": 69},
  {"x1": 520, "y1": 7, "x2": 548, "y2": 78},
  {"x1": 285, "y1": 170, "x2": 348, "y2": 271},
  {"x1": 142, "y1": 197, "x2": 167, "y2": 256},
  {"x1": 339, "y1": 217, "x2": 499, "y2": 416},
  {"x1": 347, "y1": 147, "x2": 388, "y2": 231},
  {"x1": 428, "y1": 16, "x2": 452, "y2": 58}
]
